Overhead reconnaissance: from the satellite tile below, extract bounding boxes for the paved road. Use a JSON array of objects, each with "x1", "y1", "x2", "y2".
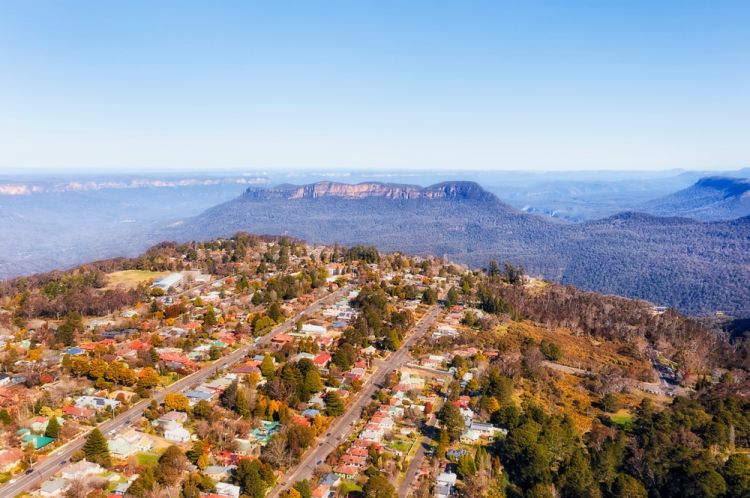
[
  {"x1": 270, "y1": 305, "x2": 442, "y2": 498},
  {"x1": 0, "y1": 285, "x2": 353, "y2": 498},
  {"x1": 398, "y1": 438, "x2": 427, "y2": 498}
]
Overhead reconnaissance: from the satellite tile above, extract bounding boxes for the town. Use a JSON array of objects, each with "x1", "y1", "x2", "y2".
[
  {"x1": 0, "y1": 236, "x2": 503, "y2": 498},
  {"x1": 1, "y1": 234, "x2": 748, "y2": 498}
]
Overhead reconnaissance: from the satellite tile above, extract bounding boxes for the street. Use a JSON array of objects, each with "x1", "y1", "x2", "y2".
[
  {"x1": 0, "y1": 284, "x2": 353, "y2": 498},
  {"x1": 269, "y1": 305, "x2": 442, "y2": 498}
]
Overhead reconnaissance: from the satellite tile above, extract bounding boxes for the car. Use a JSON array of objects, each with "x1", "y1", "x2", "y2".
[
  {"x1": 25, "y1": 469, "x2": 33, "y2": 474},
  {"x1": 316, "y1": 460, "x2": 323, "y2": 465},
  {"x1": 326, "y1": 432, "x2": 331, "y2": 436}
]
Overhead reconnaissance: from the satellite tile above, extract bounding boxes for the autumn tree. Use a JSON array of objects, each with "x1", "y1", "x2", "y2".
[{"x1": 164, "y1": 393, "x2": 190, "y2": 412}]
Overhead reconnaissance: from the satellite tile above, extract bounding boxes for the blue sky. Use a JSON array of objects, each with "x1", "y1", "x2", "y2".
[{"x1": 0, "y1": 1, "x2": 748, "y2": 172}]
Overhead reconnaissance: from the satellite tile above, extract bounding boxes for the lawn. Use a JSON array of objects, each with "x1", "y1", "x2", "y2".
[
  {"x1": 136, "y1": 452, "x2": 159, "y2": 466},
  {"x1": 609, "y1": 409, "x2": 634, "y2": 429},
  {"x1": 339, "y1": 481, "x2": 362, "y2": 495},
  {"x1": 106, "y1": 270, "x2": 169, "y2": 290},
  {"x1": 388, "y1": 437, "x2": 414, "y2": 454}
]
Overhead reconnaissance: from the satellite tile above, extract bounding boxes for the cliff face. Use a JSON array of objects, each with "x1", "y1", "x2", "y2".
[{"x1": 243, "y1": 181, "x2": 495, "y2": 201}]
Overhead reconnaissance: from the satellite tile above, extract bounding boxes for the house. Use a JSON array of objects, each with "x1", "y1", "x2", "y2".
[
  {"x1": 0, "y1": 448, "x2": 23, "y2": 473},
  {"x1": 312, "y1": 353, "x2": 332, "y2": 369},
  {"x1": 318, "y1": 473, "x2": 341, "y2": 488},
  {"x1": 204, "y1": 465, "x2": 233, "y2": 481},
  {"x1": 163, "y1": 421, "x2": 191, "y2": 443},
  {"x1": 61, "y1": 460, "x2": 104, "y2": 480},
  {"x1": 215, "y1": 482, "x2": 241, "y2": 498},
  {"x1": 301, "y1": 324, "x2": 327, "y2": 336},
  {"x1": 30, "y1": 416, "x2": 64, "y2": 434},
  {"x1": 272, "y1": 333, "x2": 294, "y2": 346},
  {"x1": 157, "y1": 411, "x2": 189, "y2": 425},
  {"x1": 153, "y1": 273, "x2": 183, "y2": 291},
  {"x1": 184, "y1": 389, "x2": 214, "y2": 404},
  {"x1": 333, "y1": 464, "x2": 359, "y2": 479},
  {"x1": 40, "y1": 477, "x2": 71, "y2": 497},
  {"x1": 435, "y1": 472, "x2": 458, "y2": 498},
  {"x1": 432, "y1": 325, "x2": 459, "y2": 340},
  {"x1": 62, "y1": 405, "x2": 95, "y2": 419},
  {"x1": 22, "y1": 433, "x2": 54, "y2": 450},
  {"x1": 75, "y1": 396, "x2": 120, "y2": 412},
  {"x1": 0, "y1": 373, "x2": 10, "y2": 387},
  {"x1": 312, "y1": 484, "x2": 333, "y2": 498},
  {"x1": 109, "y1": 429, "x2": 153, "y2": 458}
]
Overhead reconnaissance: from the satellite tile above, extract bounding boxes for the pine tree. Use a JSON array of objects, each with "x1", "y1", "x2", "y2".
[
  {"x1": 324, "y1": 391, "x2": 345, "y2": 417},
  {"x1": 221, "y1": 379, "x2": 239, "y2": 409},
  {"x1": 236, "y1": 389, "x2": 250, "y2": 417},
  {"x1": 82, "y1": 428, "x2": 111, "y2": 467},
  {"x1": 260, "y1": 355, "x2": 275, "y2": 379},
  {"x1": 44, "y1": 416, "x2": 61, "y2": 439},
  {"x1": 304, "y1": 369, "x2": 323, "y2": 394}
]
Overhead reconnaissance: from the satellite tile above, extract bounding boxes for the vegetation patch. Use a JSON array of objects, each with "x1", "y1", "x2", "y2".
[{"x1": 106, "y1": 270, "x2": 169, "y2": 289}]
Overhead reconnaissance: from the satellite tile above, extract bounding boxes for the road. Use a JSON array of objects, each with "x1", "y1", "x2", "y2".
[
  {"x1": 0, "y1": 284, "x2": 353, "y2": 498},
  {"x1": 398, "y1": 438, "x2": 427, "y2": 498},
  {"x1": 269, "y1": 305, "x2": 442, "y2": 498}
]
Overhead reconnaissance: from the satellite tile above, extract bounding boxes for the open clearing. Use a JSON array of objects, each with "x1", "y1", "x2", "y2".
[{"x1": 106, "y1": 270, "x2": 169, "y2": 289}]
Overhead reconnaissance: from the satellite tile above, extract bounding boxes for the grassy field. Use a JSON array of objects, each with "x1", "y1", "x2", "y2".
[
  {"x1": 136, "y1": 452, "x2": 159, "y2": 466},
  {"x1": 609, "y1": 409, "x2": 634, "y2": 429},
  {"x1": 106, "y1": 270, "x2": 169, "y2": 290}
]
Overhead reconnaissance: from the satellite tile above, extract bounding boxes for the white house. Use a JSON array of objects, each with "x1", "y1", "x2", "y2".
[
  {"x1": 301, "y1": 324, "x2": 327, "y2": 336},
  {"x1": 61, "y1": 460, "x2": 104, "y2": 480},
  {"x1": 163, "y1": 421, "x2": 191, "y2": 443},
  {"x1": 40, "y1": 478, "x2": 71, "y2": 497},
  {"x1": 215, "y1": 482, "x2": 241, "y2": 498},
  {"x1": 75, "y1": 396, "x2": 120, "y2": 412}
]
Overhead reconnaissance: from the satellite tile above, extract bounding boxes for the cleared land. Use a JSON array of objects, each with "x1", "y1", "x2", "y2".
[{"x1": 106, "y1": 270, "x2": 169, "y2": 289}]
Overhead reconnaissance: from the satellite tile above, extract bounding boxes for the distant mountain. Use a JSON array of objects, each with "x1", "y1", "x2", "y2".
[
  {"x1": 167, "y1": 181, "x2": 750, "y2": 317},
  {"x1": 642, "y1": 176, "x2": 750, "y2": 221}
]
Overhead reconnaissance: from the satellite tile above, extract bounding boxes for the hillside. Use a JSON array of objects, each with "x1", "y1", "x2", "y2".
[
  {"x1": 641, "y1": 176, "x2": 750, "y2": 221},
  {"x1": 165, "y1": 181, "x2": 750, "y2": 317}
]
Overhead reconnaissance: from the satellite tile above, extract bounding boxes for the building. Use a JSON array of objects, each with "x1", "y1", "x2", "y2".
[
  {"x1": 163, "y1": 421, "x2": 191, "y2": 443},
  {"x1": 75, "y1": 396, "x2": 120, "y2": 412},
  {"x1": 215, "y1": 482, "x2": 241, "y2": 498},
  {"x1": 61, "y1": 460, "x2": 104, "y2": 480},
  {"x1": 40, "y1": 477, "x2": 71, "y2": 497},
  {"x1": 153, "y1": 273, "x2": 183, "y2": 291}
]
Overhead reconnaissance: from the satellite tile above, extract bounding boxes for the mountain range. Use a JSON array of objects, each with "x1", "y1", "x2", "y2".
[
  {"x1": 166, "y1": 181, "x2": 750, "y2": 317},
  {"x1": 641, "y1": 176, "x2": 750, "y2": 221}
]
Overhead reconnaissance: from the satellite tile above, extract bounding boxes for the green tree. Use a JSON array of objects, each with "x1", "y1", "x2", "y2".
[
  {"x1": 236, "y1": 389, "x2": 251, "y2": 417},
  {"x1": 304, "y1": 368, "x2": 323, "y2": 394},
  {"x1": 559, "y1": 449, "x2": 598, "y2": 498},
  {"x1": 611, "y1": 474, "x2": 647, "y2": 498},
  {"x1": 193, "y1": 400, "x2": 212, "y2": 419},
  {"x1": 260, "y1": 355, "x2": 276, "y2": 379},
  {"x1": 438, "y1": 403, "x2": 465, "y2": 442},
  {"x1": 82, "y1": 428, "x2": 111, "y2": 467},
  {"x1": 293, "y1": 479, "x2": 312, "y2": 498},
  {"x1": 128, "y1": 467, "x2": 156, "y2": 496},
  {"x1": 203, "y1": 306, "x2": 217, "y2": 327},
  {"x1": 220, "y1": 379, "x2": 239, "y2": 409},
  {"x1": 446, "y1": 286, "x2": 460, "y2": 306},
  {"x1": 363, "y1": 474, "x2": 396, "y2": 498},
  {"x1": 44, "y1": 416, "x2": 60, "y2": 439},
  {"x1": 722, "y1": 454, "x2": 750, "y2": 497},
  {"x1": 0, "y1": 408, "x2": 13, "y2": 425},
  {"x1": 324, "y1": 391, "x2": 345, "y2": 417},
  {"x1": 268, "y1": 301, "x2": 284, "y2": 322}
]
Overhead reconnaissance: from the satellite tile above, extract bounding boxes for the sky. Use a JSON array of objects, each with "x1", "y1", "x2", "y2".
[{"x1": 0, "y1": 1, "x2": 748, "y2": 173}]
